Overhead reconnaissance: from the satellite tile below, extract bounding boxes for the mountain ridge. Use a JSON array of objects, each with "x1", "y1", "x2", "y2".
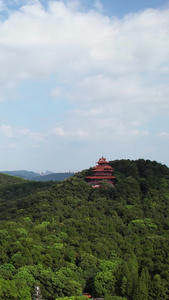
[{"x1": 0, "y1": 170, "x2": 75, "y2": 181}]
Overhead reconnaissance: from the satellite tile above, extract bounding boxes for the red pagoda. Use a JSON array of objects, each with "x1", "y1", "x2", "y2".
[{"x1": 86, "y1": 156, "x2": 116, "y2": 188}]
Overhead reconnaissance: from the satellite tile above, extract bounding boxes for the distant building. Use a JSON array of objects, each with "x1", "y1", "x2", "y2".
[{"x1": 86, "y1": 156, "x2": 116, "y2": 188}]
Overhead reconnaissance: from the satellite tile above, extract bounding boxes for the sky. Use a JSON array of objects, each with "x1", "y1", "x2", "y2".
[{"x1": 0, "y1": 0, "x2": 169, "y2": 172}]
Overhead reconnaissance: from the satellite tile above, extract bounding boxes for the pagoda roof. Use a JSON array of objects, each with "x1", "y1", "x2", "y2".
[
  {"x1": 93, "y1": 165, "x2": 113, "y2": 171},
  {"x1": 97, "y1": 156, "x2": 109, "y2": 164},
  {"x1": 86, "y1": 175, "x2": 116, "y2": 179}
]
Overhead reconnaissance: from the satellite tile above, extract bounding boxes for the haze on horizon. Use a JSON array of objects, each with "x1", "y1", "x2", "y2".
[{"x1": 0, "y1": 0, "x2": 169, "y2": 173}]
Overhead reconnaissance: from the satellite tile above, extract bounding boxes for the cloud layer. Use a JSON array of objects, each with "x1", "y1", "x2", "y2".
[{"x1": 0, "y1": 0, "x2": 169, "y2": 170}]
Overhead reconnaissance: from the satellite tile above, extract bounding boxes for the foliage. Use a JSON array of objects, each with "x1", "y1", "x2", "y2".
[{"x1": 0, "y1": 159, "x2": 168, "y2": 299}]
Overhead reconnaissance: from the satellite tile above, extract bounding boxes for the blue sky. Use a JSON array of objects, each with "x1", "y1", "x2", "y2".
[{"x1": 0, "y1": 0, "x2": 169, "y2": 172}]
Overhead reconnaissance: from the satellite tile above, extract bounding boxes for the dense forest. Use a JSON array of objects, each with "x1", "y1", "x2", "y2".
[{"x1": 0, "y1": 159, "x2": 169, "y2": 299}]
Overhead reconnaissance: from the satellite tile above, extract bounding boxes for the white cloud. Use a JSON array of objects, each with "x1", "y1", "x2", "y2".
[
  {"x1": 94, "y1": 0, "x2": 103, "y2": 13},
  {"x1": 48, "y1": 127, "x2": 66, "y2": 137},
  {"x1": 130, "y1": 130, "x2": 149, "y2": 137},
  {"x1": 0, "y1": 124, "x2": 44, "y2": 141},
  {"x1": 0, "y1": 0, "x2": 4, "y2": 10},
  {"x1": 157, "y1": 132, "x2": 169, "y2": 139},
  {"x1": 0, "y1": 2, "x2": 169, "y2": 169},
  {"x1": 0, "y1": 3, "x2": 168, "y2": 86},
  {"x1": 0, "y1": 125, "x2": 13, "y2": 137},
  {"x1": 8, "y1": 143, "x2": 18, "y2": 148},
  {"x1": 47, "y1": 126, "x2": 88, "y2": 139},
  {"x1": 51, "y1": 87, "x2": 63, "y2": 97}
]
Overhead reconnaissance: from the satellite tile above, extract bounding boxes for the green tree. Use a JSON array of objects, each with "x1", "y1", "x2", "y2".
[
  {"x1": 94, "y1": 270, "x2": 116, "y2": 296},
  {"x1": 149, "y1": 274, "x2": 168, "y2": 300},
  {"x1": 120, "y1": 276, "x2": 127, "y2": 296},
  {"x1": 0, "y1": 278, "x2": 18, "y2": 300},
  {"x1": 133, "y1": 267, "x2": 149, "y2": 300}
]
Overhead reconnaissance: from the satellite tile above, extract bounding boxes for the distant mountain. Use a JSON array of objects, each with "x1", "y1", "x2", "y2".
[
  {"x1": 0, "y1": 170, "x2": 75, "y2": 181},
  {"x1": 0, "y1": 170, "x2": 40, "y2": 180},
  {"x1": 33, "y1": 172, "x2": 75, "y2": 181}
]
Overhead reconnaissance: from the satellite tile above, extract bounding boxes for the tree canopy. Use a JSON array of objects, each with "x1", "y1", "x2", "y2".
[{"x1": 0, "y1": 159, "x2": 169, "y2": 299}]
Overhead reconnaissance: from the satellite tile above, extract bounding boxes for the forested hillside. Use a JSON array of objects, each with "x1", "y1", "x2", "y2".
[
  {"x1": 0, "y1": 173, "x2": 24, "y2": 186},
  {"x1": 0, "y1": 159, "x2": 169, "y2": 299},
  {"x1": 0, "y1": 170, "x2": 75, "y2": 181}
]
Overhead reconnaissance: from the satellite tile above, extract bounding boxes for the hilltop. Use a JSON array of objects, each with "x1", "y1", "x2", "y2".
[
  {"x1": 0, "y1": 172, "x2": 25, "y2": 186},
  {"x1": 0, "y1": 170, "x2": 75, "y2": 181},
  {"x1": 0, "y1": 170, "x2": 40, "y2": 179},
  {"x1": 0, "y1": 159, "x2": 169, "y2": 299}
]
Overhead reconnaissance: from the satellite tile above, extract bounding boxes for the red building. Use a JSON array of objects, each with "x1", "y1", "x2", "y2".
[{"x1": 86, "y1": 156, "x2": 116, "y2": 188}]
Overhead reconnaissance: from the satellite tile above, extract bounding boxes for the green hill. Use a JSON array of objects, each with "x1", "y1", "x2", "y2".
[
  {"x1": 33, "y1": 172, "x2": 75, "y2": 181},
  {"x1": 0, "y1": 172, "x2": 25, "y2": 186},
  {"x1": 0, "y1": 170, "x2": 75, "y2": 181},
  {"x1": 0, "y1": 170, "x2": 40, "y2": 179},
  {"x1": 0, "y1": 159, "x2": 169, "y2": 300}
]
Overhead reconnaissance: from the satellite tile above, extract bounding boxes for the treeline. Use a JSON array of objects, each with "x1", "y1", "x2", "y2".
[{"x1": 0, "y1": 159, "x2": 169, "y2": 299}]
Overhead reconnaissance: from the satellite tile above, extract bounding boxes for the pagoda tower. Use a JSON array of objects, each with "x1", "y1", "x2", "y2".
[{"x1": 86, "y1": 156, "x2": 116, "y2": 188}]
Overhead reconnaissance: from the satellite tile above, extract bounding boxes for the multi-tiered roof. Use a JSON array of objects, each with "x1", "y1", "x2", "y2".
[{"x1": 86, "y1": 156, "x2": 116, "y2": 188}]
